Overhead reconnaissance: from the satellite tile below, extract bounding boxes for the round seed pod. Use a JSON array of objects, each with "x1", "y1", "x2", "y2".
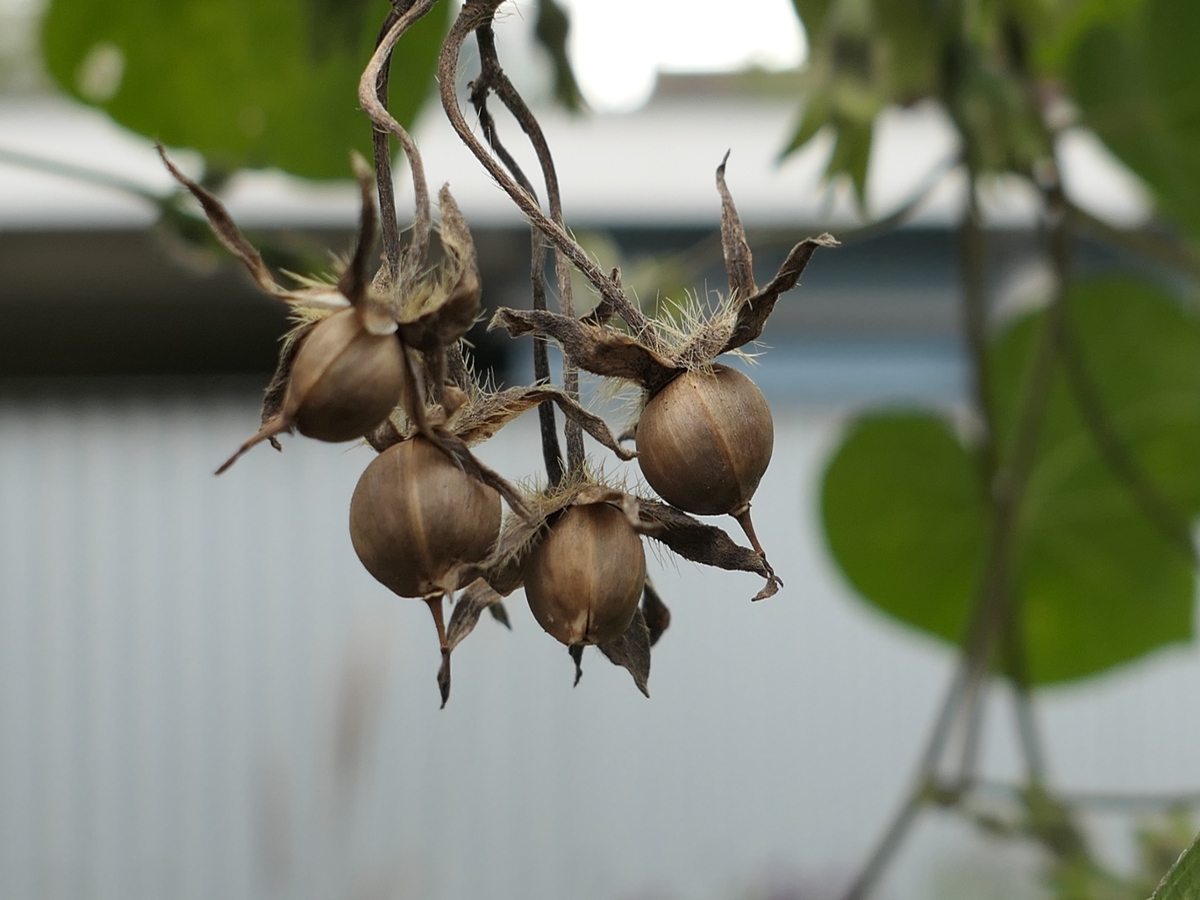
[
  {"x1": 286, "y1": 307, "x2": 405, "y2": 442},
  {"x1": 349, "y1": 437, "x2": 501, "y2": 598},
  {"x1": 635, "y1": 363, "x2": 773, "y2": 516},
  {"x1": 523, "y1": 503, "x2": 646, "y2": 646}
]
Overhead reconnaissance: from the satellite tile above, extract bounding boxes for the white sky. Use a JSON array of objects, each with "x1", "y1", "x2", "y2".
[{"x1": 559, "y1": 0, "x2": 807, "y2": 110}]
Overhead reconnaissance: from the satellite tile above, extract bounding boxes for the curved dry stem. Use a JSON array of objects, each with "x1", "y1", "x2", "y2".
[
  {"x1": 438, "y1": 1, "x2": 650, "y2": 338},
  {"x1": 370, "y1": 5, "x2": 403, "y2": 279},
  {"x1": 359, "y1": 0, "x2": 439, "y2": 272},
  {"x1": 732, "y1": 507, "x2": 781, "y2": 600},
  {"x1": 216, "y1": 414, "x2": 294, "y2": 475}
]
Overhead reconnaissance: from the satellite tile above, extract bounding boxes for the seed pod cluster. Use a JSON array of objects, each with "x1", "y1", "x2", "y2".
[{"x1": 523, "y1": 502, "x2": 647, "y2": 646}]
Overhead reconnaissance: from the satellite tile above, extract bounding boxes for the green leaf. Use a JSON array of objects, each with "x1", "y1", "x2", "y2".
[
  {"x1": 822, "y1": 276, "x2": 1200, "y2": 684},
  {"x1": 1150, "y1": 828, "x2": 1200, "y2": 900},
  {"x1": 42, "y1": 0, "x2": 449, "y2": 180},
  {"x1": 1069, "y1": 0, "x2": 1200, "y2": 236},
  {"x1": 821, "y1": 412, "x2": 986, "y2": 644}
]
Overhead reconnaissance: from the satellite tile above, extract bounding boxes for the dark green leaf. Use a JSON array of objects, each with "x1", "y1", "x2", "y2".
[{"x1": 42, "y1": 0, "x2": 449, "y2": 180}]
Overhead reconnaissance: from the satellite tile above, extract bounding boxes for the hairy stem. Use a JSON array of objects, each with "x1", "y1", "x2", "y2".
[{"x1": 371, "y1": 5, "x2": 404, "y2": 281}]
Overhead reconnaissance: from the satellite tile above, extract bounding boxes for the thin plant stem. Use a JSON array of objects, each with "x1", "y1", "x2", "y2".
[
  {"x1": 359, "y1": 0, "x2": 440, "y2": 273},
  {"x1": 1067, "y1": 202, "x2": 1200, "y2": 283},
  {"x1": 371, "y1": 4, "x2": 404, "y2": 282},
  {"x1": 467, "y1": 34, "x2": 563, "y2": 483},
  {"x1": 0, "y1": 145, "x2": 164, "y2": 204},
  {"x1": 471, "y1": 20, "x2": 583, "y2": 469},
  {"x1": 438, "y1": 0, "x2": 650, "y2": 338}
]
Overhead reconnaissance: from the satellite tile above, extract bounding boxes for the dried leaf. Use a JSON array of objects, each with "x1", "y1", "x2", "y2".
[
  {"x1": 717, "y1": 153, "x2": 756, "y2": 301},
  {"x1": 395, "y1": 187, "x2": 481, "y2": 352},
  {"x1": 491, "y1": 308, "x2": 680, "y2": 393},
  {"x1": 721, "y1": 234, "x2": 838, "y2": 354},
  {"x1": 641, "y1": 578, "x2": 671, "y2": 647},
  {"x1": 637, "y1": 498, "x2": 774, "y2": 598},
  {"x1": 335, "y1": 152, "x2": 377, "y2": 308},
  {"x1": 597, "y1": 607, "x2": 651, "y2": 697},
  {"x1": 452, "y1": 386, "x2": 634, "y2": 460},
  {"x1": 446, "y1": 578, "x2": 506, "y2": 652}
]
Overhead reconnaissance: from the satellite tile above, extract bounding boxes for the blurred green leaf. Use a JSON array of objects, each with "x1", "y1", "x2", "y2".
[
  {"x1": 822, "y1": 412, "x2": 986, "y2": 644},
  {"x1": 822, "y1": 277, "x2": 1200, "y2": 683},
  {"x1": 1070, "y1": 0, "x2": 1200, "y2": 236},
  {"x1": 42, "y1": 0, "x2": 449, "y2": 180},
  {"x1": 1149, "y1": 826, "x2": 1200, "y2": 900},
  {"x1": 534, "y1": 0, "x2": 585, "y2": 112}
]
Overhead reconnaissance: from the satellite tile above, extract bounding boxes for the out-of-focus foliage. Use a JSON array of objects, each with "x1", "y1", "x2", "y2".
[
  {"x1": 823, "y1": 279, "x2": 1200, "y2": 683},
  {"x1": 788, "y1": 0, "x2": 1198, "y2": 224},
  {"x1": 41, "y1": 0, "x2": 449, "y2": 179}
]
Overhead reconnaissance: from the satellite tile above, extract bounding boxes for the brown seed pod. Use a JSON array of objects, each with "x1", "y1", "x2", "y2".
[
  {"x1": 523, "y1": 503, "x2": 647, "y2": 646},
  {"x1": 217, "y1": 307, "x2": 405, "y2": 473},
  {"x1": 349, "y1": 436, "x2": 501, "y2": 599},
  {"x1": 636, "y1": 363, "x2": 773, "y2": 517}
]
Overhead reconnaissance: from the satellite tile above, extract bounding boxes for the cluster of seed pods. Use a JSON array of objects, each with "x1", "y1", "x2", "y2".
[{"x1": 159, "y1": 1, "x2": 833, "y2": 705}]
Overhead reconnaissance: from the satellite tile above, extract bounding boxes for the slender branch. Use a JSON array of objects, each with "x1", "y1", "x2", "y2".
[
  {"x1": 838, "y1": 782, "x2": 931, "y2": 900},
  {"x1": 359, "y1": 0, "x2": 440, "y2": 274},
  {"x1": 466, "y1": 35, "x2": 563, "y2": 484},
  {"x1": 472, "y1": 17, "x2": 584, "y2": 471},
  {"x1": 438, "y1": 0, "x2": 649, "y2": 336},
  {"x1": 371, "y1": 5, "x2": 405, "y2": 281}
]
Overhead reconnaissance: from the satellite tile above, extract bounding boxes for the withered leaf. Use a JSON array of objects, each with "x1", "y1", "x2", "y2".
[
  {"x1": 717, "y1": 153, "x2": 756, "y2": 302},
  {"x1": 491, "y1": 308, "x2": 680, "y2": 394},
  {"x1": 641, "y1": 578, "x2": 671, "y2": 647},
  {"x1": 637, "y1": 498, "x2": 774, "y2": 596},
  {"x1": 452, "y1": 386, "x2": 634, "y2": 460},
  {"x1": 720, "y1": 234, "x2": 838, "y2": 354},
  {"x1": 335, "y1": 152, "x2": 377, "y2": 308},
  {"x1": 597, "y1": 607, "x2": 651, "y2": 697},
  {"x1": 395, "y1": 186, "x2": 481, "y2": 352},
  {"x1": 446, "y1": 578, "x2": 507, "y2": 652}
]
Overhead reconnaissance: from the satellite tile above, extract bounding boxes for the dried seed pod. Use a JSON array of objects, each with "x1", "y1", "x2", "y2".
[
  {"x1": 523, "y1": 503, "x2": 647, "y2": 646},
  {"x1": 636, "y1": 364, "x2": 773, "y2": 517},
  {"x1": 217, "y1": 307, "x2": 405, "y2": 472},
  {"x1": 349, "y1": 436, "x2": 501, "y2": 598}
]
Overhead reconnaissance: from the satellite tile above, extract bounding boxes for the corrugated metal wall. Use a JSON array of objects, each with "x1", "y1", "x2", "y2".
[{"x1": 2, "y1": 386, "x2": 1199, "y2": 900}]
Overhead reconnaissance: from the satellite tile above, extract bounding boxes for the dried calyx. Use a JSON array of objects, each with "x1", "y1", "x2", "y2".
[{"x1": 491, "y1": 156, "x2": 837, "y2": 595}]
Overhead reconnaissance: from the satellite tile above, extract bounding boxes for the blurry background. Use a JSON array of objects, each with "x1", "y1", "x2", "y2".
[{"x1": 2, "y1": 1, "x2": 1200, "y2": 899}]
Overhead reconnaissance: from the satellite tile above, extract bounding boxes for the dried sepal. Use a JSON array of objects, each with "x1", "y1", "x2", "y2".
[
  {"x1": 392, "y1": 187, "x2": 482, "y2": 352},
  {"x1": 637, "y1": 498, "x2": 780, "y2": 600},
  {"x1": 260, "y1": 318, "x2": 320, "y2": 450},
  {"x1": 425, "y1": 425, "x2": 535, "y2": 523},
  {"x1": 445, "y1": 577, "x2": 507, "y2": 653},
  {"x1": 490, "y1": 308, "x2": 679, "y2": 393},
  {"x1": 717, "y1": 152, "x2": 756, "y2": 303},
  {"x1": 336, "y1": 152, "x2": 379, "y2": 310},
  {"x1": 641, "y1": 578, "x2": 671, "y2": 647},
  {"x1": 597, "y1": 607, "x2": 652, "y2": 697},
  {"x1": 157, "y1": 144, "x2": 351, "y2": 312},
  {"x1": 451, "y1": 385, "x2": 634, "y2": 460},
  {"x1": 719, "y1": 233, "x2": 838, "y2": 355}
]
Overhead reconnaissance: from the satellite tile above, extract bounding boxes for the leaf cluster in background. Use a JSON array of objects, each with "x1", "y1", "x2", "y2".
[
  {"x1": 41, "y1": 0, "x2": 449, "y2": 180},
  {"x1": 823, "y1": 277, "x2": 1200, "y2": 684},
  {"x1": 787, "y1": 0, "x2": 1200, "y2": 218}
]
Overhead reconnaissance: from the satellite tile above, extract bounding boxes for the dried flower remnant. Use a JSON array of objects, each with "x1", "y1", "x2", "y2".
[{"x1": 492, "y1": 156, "x2": 837, "y2": 596}]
